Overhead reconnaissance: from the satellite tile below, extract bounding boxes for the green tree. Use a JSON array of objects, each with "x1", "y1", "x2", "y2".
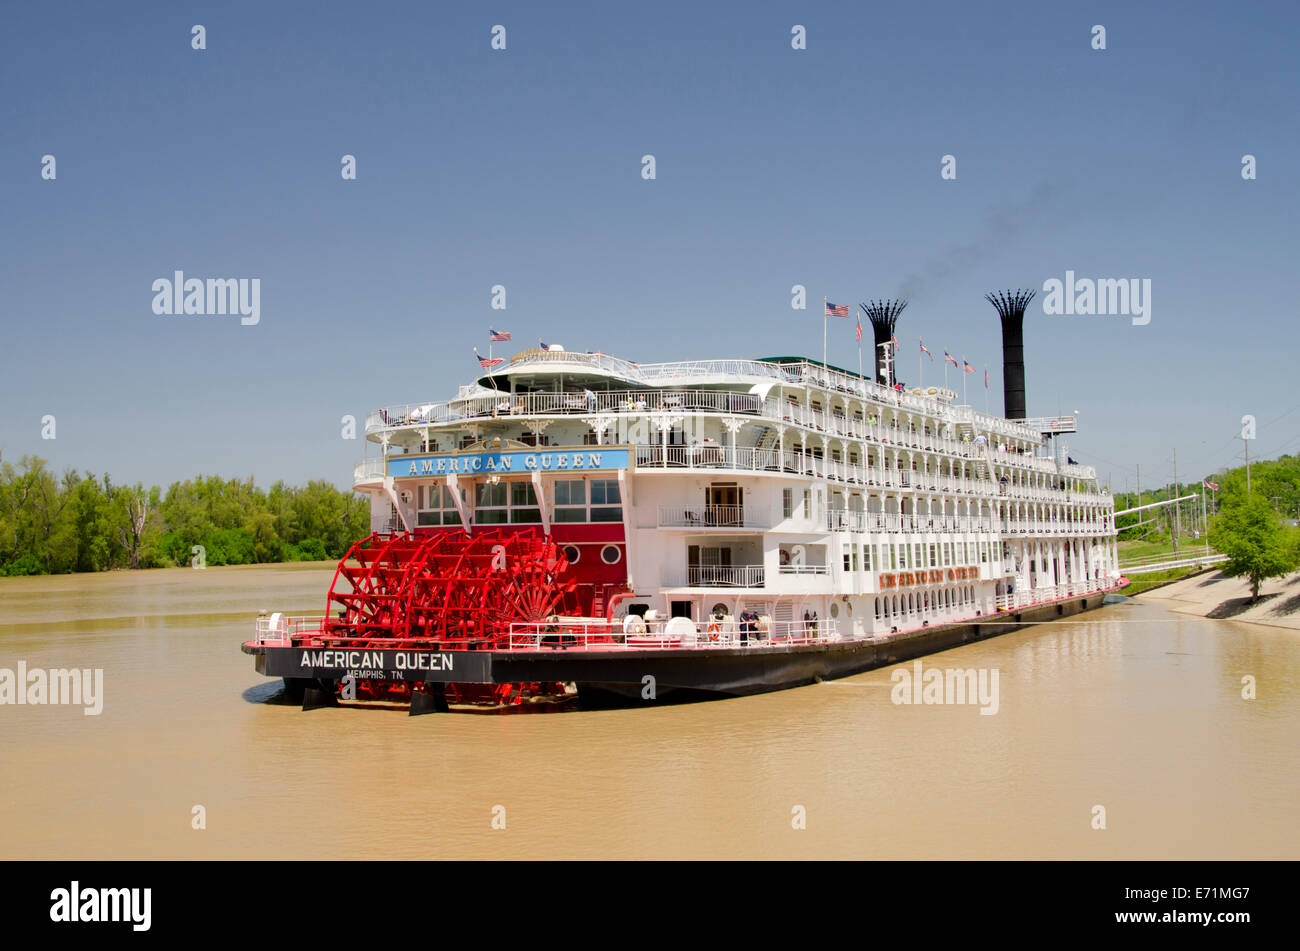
[{"x1": 1208, "y1": 494, "x2": 1300, "y2": 601}]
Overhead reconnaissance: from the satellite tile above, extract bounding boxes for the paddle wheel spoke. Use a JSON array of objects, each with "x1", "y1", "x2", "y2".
[{"x1": 315, "y1": 527, "x2": 576, "y2": 705}]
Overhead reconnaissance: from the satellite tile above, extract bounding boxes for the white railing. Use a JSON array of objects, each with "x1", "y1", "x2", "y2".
[
  {"x1": 658, "y1": 505, "x2": 766, "y2": 529},
  {"x1": 663, "y1": 564, "x2": 766, "y2": 588},
  {"x1": 993, "y1": 578, "x2": 1115, "y2": 611},
  {"x1": 252, "y1": 614, "x2": 328, "y2": 644},
  {"x1": 363, "y1": 368, "x2": 1111, "y2": 500},
  {"x1": 777, "y1": 564, "x2": 829, "y2": 575},
  {"x1": 353, "y1": 459, "x2": 386, "y2": 483},
  {"x1": 368, "y1": 388, "x2": 765, "y2": 432},
  {"x1": 828, "y1": 510, "x2": 1001, "y2": 534},
  {"x1": 505, "y1": 617, "x2": 841, "y2": 650}
]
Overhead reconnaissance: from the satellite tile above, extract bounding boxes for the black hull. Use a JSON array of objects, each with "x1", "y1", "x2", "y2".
[
  {"x1": 246, "y1": 592, "x2": 1110, "y2": 708},
  {"x1": 565, "y1": 592, "x2": 1104, "y2": 699}
]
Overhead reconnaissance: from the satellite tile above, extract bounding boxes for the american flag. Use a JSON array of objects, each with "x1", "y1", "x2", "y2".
[
  {"x1": 944, "y1": 350, "x2": 959, "y2": 368},
  {"x1": 1203, "y1": 479, "x2": 1219, "y2": 491},
  {"x1": 919, "y1": 339, "x2": 933, "y2": 360},
  {"x1": 962, "y1": 359, "x2": 975, "y2": 374},
  {"x1": 538, "y1": 340, "x2": 551, "y2": 351},
  {"x1": 825, "y1": 301, "x2": 850, "y2": 318},
  {"x1": 475, "y1": 348, "x2": 504, "y2": 369},
  {"x1": 855, "y1": 317, "x2": 863, "y2": 341},
  {"x1": 489, "y1": 328, "x2": 511, "y2": 342},
  {"x1": 984, "y1": 367, "x2": 989, "y2": 389}
]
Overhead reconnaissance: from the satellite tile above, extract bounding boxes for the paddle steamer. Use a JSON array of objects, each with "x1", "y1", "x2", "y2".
[{"x1": 243, "y1": 305, "x2": 1122, "y2": 711}]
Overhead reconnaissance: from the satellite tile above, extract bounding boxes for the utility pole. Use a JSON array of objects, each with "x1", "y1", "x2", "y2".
[
  {"x1": 1201, "y1": 481, "x2": 1208, "y2": 554},
  {"x1": 1172, "y1": 449, "x2": 1180, "y2": 553}
]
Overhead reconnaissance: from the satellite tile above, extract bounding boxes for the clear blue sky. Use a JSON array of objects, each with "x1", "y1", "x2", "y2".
[{"x1": 2, "y1": 1, "x2": 1297, "y2": 494}]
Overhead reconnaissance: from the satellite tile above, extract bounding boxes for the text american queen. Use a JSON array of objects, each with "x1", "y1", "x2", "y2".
[{"x1": 393, "y1": 449, "x2": 626, "y2": 477}]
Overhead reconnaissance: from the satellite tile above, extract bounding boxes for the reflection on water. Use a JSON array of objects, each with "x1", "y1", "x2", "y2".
[{"x1": 0, "y1": 564, "x2": 1297, "y2": 859}]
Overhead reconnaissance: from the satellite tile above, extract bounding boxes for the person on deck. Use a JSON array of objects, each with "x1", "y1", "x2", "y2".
[{"x1": 738, "y1": 607, "x2": 759, "y2": 645}]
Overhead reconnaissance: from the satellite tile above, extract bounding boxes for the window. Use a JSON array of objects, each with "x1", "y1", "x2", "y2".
[
  {"x1": 418, "y1": 483, "x2": 463, "y2": 526},
  {"x1": 590, "y1": 479, "x2": 622, "y2": 522},
  {"x1": 843, "y1": 549, "x2": 852, "y2": 571},
  {"x1": 563, "y1": 545, "x2": 581, "y2": 563},
  {"x1": 554, "y1": 479, "x2": 587, "y2": 523},
  {"x1": 802, "y1": 489, "x2": 811, "y2": 519},
  {"x1": 782, "y1": 488, "x2": 793, "y2": 518},
  {"x1": 897, "y1": 545, "x2": 905, "y2": 569},
  {"x1": 862, "y1": 544, "x2": 871, "y2": 572},
  {"x1": 600, "y1": 545, "x2": 622, "y2": 565},
  {"x1": 929, "y1": 544, "x2": 937, "y2": 568},
  {"x1": 475, "y1": 482, "x2": 509, "y2": 523},
  {"x1": 510, "y1": 481, "x2": 541, "y2": 523}
]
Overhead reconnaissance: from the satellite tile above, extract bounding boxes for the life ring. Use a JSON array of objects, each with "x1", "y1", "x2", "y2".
[{"x1": 707, "y1": 622, "x2": 722, "y2": 641}]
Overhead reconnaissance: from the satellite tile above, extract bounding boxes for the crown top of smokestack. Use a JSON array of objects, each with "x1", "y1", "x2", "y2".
[
  {"x1": 984, "y1": 289, "x2": 1036, "y2": 325},
  {"x1": 859, "y1": 298, "x2": 909, "y2": 330}
]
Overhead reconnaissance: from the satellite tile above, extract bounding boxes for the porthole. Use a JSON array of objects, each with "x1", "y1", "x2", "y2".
[
  {"x1": 600, "y1": 545, "x2": 622, "y2": 565},
  {"x1": 563, "y1": 545, "x2": 580, "y2": 564},
  {"x1": 830, "y1": 602, "x2": 840, "y2": 619}
]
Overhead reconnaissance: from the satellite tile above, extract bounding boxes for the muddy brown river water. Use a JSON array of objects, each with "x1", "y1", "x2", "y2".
[{"x1": 1, "y1": 563, "x2": 1296, "y2": 859}]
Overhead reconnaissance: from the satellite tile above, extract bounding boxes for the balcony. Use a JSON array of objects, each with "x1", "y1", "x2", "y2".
[
  {"x1": 663, "y1": 565, "x2": 766, "y2": 588},
  {"x1": 658, "y1": 505, "x2": 767, "y2": 529},
  {"x1": 353, "y1": 459, "x2": 385, "y2": 485}
]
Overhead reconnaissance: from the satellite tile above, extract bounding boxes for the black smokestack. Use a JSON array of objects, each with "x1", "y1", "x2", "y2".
[
  {"x1": 985, "y1": 289, "x2": 1036, "y2": 419},
  {"x1": 859, "y1": 298, "x2": 908, "y2": 386}
]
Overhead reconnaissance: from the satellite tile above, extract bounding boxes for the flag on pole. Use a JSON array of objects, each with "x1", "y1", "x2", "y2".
[
  {"x1": 855, "y1": 317, "x2": 863, "y2": 341},
  {"x1": 825, "y1": 301, "x2": 850, "y2": 317},
  {"x1": 489, "y1": 328, "x2": 512, "y2": 342},
  {"x1": 1203, "y1": 479, "x2": 1220, "y2": 491},
  {"x1": 538, "y1": 340, "x2": 551, "y2": 351},
  {"x1": 891, "y1": 335, "x2": 898, "y2": 352},
  {"x1": 475, "y1": 348, "x2": 504, "y2": 369},
  {"x1": 944, "y1": 350, "x2": 959, "y2": 368},
  {"x1": 984, "y1": 367, "x2": 989, "y2": 389},
  {"x1": 962, "y1": 359, "x2": 975, "y2": 374},
  {"x1": 919, "y1": 339, "x2": 933, "y2": 360}
]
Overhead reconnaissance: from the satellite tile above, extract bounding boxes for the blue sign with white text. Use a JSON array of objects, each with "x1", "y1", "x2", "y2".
[{"x1": 389, "y1": 448, "x2": 629, "y2": 479}]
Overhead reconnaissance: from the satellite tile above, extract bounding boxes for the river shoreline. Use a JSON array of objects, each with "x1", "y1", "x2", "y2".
[{"x1": 1138, "y1": 569, "x2": 1300, "y2": 633}]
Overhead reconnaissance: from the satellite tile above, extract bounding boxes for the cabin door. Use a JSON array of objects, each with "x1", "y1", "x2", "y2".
[{"x1": 706, "y1": 484, "x2": 742, "y2": 526}]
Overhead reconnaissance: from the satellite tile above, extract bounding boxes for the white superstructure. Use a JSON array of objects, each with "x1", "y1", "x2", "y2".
[{"x1": 353, "y1": 347, "x2": 1121, "y2": 640}]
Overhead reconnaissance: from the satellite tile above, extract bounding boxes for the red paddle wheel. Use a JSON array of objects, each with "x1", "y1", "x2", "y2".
[{"x1": 316, "y1": 528, "x2": 576, "y2": 706}]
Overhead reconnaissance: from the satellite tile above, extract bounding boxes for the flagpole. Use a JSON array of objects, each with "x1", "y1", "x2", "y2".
[
  {"x1": 984, "y1": 365, "x2": 989, "y2": 415},
  {"x1": 822, "y1": 297, "x2": 828, "y2": 375},
  {"x1": 857, "y1": 327, "x2": 863, "y2": 385},
  {"x1": 962, "y1": 356, "x2": 968, "y2": 405},
  {"x1": 919, "y1": 339, "x2": 923, "y2": 388}
]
